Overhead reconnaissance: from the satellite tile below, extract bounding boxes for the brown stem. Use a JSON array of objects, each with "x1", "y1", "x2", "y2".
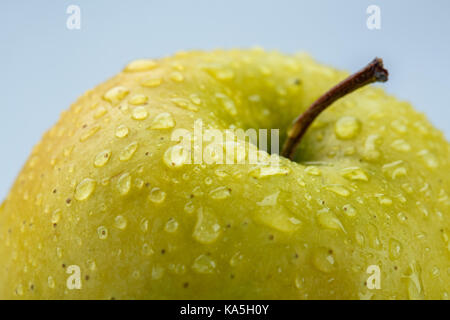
[{"x1": 281, "y1": 58, "x2": 389, "y2": 160}]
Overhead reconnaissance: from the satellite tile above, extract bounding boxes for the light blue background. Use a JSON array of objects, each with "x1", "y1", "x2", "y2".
[{"x1": 1, "y1": 0, "x2": 449, "y2": 200}]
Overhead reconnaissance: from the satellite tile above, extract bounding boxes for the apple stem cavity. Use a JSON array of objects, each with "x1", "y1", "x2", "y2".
[{"x1": 281, "y1": 58, "x2": 389, "y2": 160}]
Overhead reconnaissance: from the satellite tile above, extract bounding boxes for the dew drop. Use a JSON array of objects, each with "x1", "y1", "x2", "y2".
[
  {"x1": 93, "y1": 106, "x2": 107, "y2": 119},
  {"x1": 97, "y1": 226, "x2": 108, "y2": 240},
  {"x1": 114, "y1": 215, "x2": 127, "y2": 230},
  {"x1": 164, "y1": 218, "x2": 179, "y2": 233},
  {"x1": 215, "y1": 93, "x2": 237, "y2": 116},
  {"x1": 312, "y1": 247, "x2": 335, "y2": 273},
  {"x1": 124, "y1": 59, "x2": 157, "y2": 72},
  {"x1": 149, "y1": 112, "x2": 175, "y2": 129},
  {"x1": 334, "y1": 116, "x2": 360, "y2": 139},
  {"x1": 189, "y1": 94, "x2": 202, "y2": 105},
  {"x1": 170, "y1": 97, "x2": 198, "y2": 112},
  {"x1": 115, "y1": 125, "x2": 129, "y2": 139},
  {"x1": 417, "y1": 149, "x2": 438, "y2": 169},
  {"x1": 140, "y1": 218, "x2": 149, "y2": 232},
  {"x1": 142, "y1": 243, "x2": 154, "y2": 256},
  {"x1": 184, "y1": 201, "x2": 195, "y2": 214},
  {"x1": 16, "y1": 284, "x2": 24, "y2": 296},
  {"x1": 103, "y1": 86, "x2": 129, "y2": 104},
  {"x1": 151, "y1": 265, "x2": 164, "y2": 280},
  {"x1": 129, "y1": 94, "x2": 148, "y2": 106},
  {"x1": 132, "y1": 106, "x2": 149, "y2": 120},
  {"x1": 342, "y1": 204, "x2": 356, "y2": 217},
  {"x1": 193, "y1": 207, "x2": 221, "y2": 244},
  {"x1": 80, "y1": 126, "x2": 100, "y2": 142},
  {"x1": 388, "y1": 239, "x2": 402, "y2": 260},
  {"x1": 325, "y1": 185, "x2": 350, "y2": 197},
  {"x1": 163, "y1": 144, "x2": 190, "y2": 168},
  {"x1": 149, "y1": 187, "x2": 166, "y2": 204},
  {"x1": 119, "y1": 142, "x2": 138, "y2": 161},
  {"x1": 94, "y1": 150, "x2": 112, "y2": 167},
  {"x1": 141, "y1": 77, "x2": 162, "y2": 88},
  {"x1": 304, "y1": 166, "x2": 321, "y2": 176},
  {"x1": 317, "y1": 208, "x2": 346, "y2": 233},
  {"x1": 192, "y1": 254, "x2": 216, "y2": 274},
  {"x1": 51, "y1": 209, "x2": 61, "y2": 224},
  {"x1": 391, "y1": 139, "x2": 411, "y2": 152},
  {"x1": 47, "y1": 276, "x2": 55, "y2": 289},
  {"x1": 251, "y1": 166, "x2": 290, "y2": 178},
  {"x1": 362, "y1": 134, "x2": 382, "y2": 161},
  {"x1": 117, "y1": 173, "x2": 131, "y2": 196},
  {"x1": 340, "y1": 167, "x2": 369, "y2": 181},
  {"x1": 406, "y1": 263, "x2": 424, "y2": 300},
  {"x1": 169, "y1": 71, "x2": 184, "y2": 82},
  {"x1": 229, "y1": 252, "x2": 244, "y2": 267},
  {"x1": 74, "y1": 178, "x2": 96, "y2": 201},
  {"x1": 209, "y1": 186, "x2": 231, "y2": 200}
]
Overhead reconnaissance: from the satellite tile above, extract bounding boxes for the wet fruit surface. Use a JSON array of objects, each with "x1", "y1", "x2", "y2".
[{"x1": 0, "y1": 49, "x2": 449, "y2": 299}]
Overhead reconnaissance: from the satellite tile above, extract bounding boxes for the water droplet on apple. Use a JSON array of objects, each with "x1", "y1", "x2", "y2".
[
  {"x1": 141, "y1": 77, "x2": 162, "y2": 88},
  {"x1": 215, "y1": 92, "x2": 237, "y2": 116},
  {"x1": 325, "y1": 185, "x2": 351, "y2": 197},
  {"x1": 129, "y1": 94, "x2": 148, "y2": 106},
  {"x1": 193, "y1": 207, "x2": 221, "y2": 244},
  {"x1": 391, "y1": 139, "x2": 411, "y2": 152},
  {"x1": 114, "y1": 215, "x2": 127, "y2": 230},
  {"x1": 93, "y1": 106, "x2": 107, "y2": 119},
  {"x1": 151, "y1": 265, "x2": 164, "y2": 280},
  {"x1": 391, "y1": 119, "x2": 408, "y2": 134},
  {"x1": 115, "y1": 125, "x2": 129, "y2": 138},
  {"x1": 124, "y1": 59, "x2": 157, "y2": 72},
  {"x1": 316, "y1": 208, "x2": 346, "y2": 233},
  {"x1": 229, "y1": 252, "x2": 244, "y2": 267},
  {"x1": 169, "y1": 71, "x2": 184, "y2": 82},
  {"x1": 405, "y1": 263, "x2": 424, "y2": 300},
  {"x1": 132, "y1": 106, "x2": 149, "y2": 120},
  {"x1": 304, "y1": 166, "x2": 321, "y2": 176},
  {"x1": 149, "y1": 187, "x2": 166, "y2": 204},
  {"x1": 189, "y1": 93, "x2": 202, "y2": 105},
  {"x1": 362, "y1": 134, "x2": 381, "y2": 161},
  {"x1": 142, "y1": 243, "x2": 154, "y2": 256},
  {"x1": 312, "y1": 247, "x2": 335, "y2": 273},
  {"x1": 334, "y1": 116, "x2": 360, "y2": 139},
  {"x1": 97, "y1": 226, "x2": 108, "y2": 240},
  {"x1": 51, "y1": 209, "x2": 61, "y2": 224},
  {"x1": 47, "y1": 276, "x2": 55, "y2": 289},
  {"x1": 94, "y1": 149, "x2": 112, "y2": 167},
  {"x1": 164, "y1": 218, "x2": 179, "y2": 233},
  {"x1": 80, "y1": 125, "x2": 101, "y2": 142},
  {"x1": 388, "y1": 238, "x2": 402, "y2": 260},
  {"x1": 117, "y1": 173, "x2": 131, "y2": 196},
  {"x1": 140, "y1": 218, "x2": 149, "y2": 233},
  {"x1": 119, "y1": 141, "x2": 138, "y2": 161},
  {"x1": 170, "y1": 98, "x2": 198, "y2": 112},
  {"x1": 340, "y1": 166, "x2": 369, "y2": 181},
  {"x1": 149, "y1": 112, "x2": 175, "y2": 129},
  {"x1": 209, "y1": 186, "x2": 231, "y2": 200},
  {"x1": 163, "y1": 144, "x2": 190, "y2": 168},
  {"x1": 417, "y1": 149, "x2": 439, "y2": 169},
  {"x1": 192, "y1": 254, "x2": 216, "y2": 274},
  {"x1": 251, "y1": 166, "x2": 290, "y2": 178},
  {"x1": 74, "y1": 178, "x2": 96, "y2": 201},
  {"x1": 342, "y1": 204, "x2": 356, "y2": 217},
  {"x1": 103, "y1": 86, "x2": 129, "y2": 104},
  {"x1": 184, "y1": 201, "x2": 195, "y2": 214}
]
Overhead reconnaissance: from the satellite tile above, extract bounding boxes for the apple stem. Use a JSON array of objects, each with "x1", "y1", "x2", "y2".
[{"x1": 281, "y1": 58, "x2": 389, "y2": 160}]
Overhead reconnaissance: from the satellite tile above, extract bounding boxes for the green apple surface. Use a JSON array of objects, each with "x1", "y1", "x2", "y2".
[{"x1": 0, "y1": 49, "x2": 448, "y2": 299}]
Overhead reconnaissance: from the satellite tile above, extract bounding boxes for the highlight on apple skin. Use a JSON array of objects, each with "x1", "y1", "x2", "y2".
[{"x1": 0, "y1": 49, "x2": 448, "y2": 299}]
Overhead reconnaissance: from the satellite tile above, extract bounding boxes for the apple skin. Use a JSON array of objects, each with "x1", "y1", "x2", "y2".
[{"x1": 0, "y1": 49, "x2": 448, "y2": 299}]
